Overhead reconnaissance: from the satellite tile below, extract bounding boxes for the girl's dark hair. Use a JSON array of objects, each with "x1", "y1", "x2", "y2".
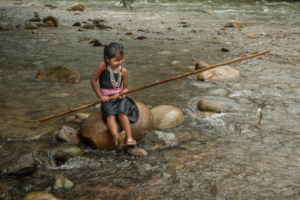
[{"x1": 103, "y1": 42, "x2": 124, "y2": 65}]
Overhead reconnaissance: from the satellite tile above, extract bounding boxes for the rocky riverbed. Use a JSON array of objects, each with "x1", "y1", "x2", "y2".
[{"x1": 1, "y1": 0, "x2": 300, "y2": 199}]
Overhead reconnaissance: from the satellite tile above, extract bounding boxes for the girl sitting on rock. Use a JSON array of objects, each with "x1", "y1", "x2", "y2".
[{"x1": 90, "y1": 42, "x2": 139, "y2": 149}]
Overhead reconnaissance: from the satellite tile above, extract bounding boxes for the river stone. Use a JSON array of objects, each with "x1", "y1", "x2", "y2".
[
  {"x1": 73, "y1": 22, "x2": 81, "y2": 26},
  {"x1": 198, "y1": 100, "x2": 224, "y2": 112},
  {"x1": 24, "y1": 192, "x2": 60, "y2": 200},
  {"x1": 53, "y1": 145, "x2": 84, "y2": 161},
  {"x1": 56, "y1": 126, "x2": 82, "y2": 145},
  {"x1": 151, "y1": 105, "x2": 184, "y2": 130},
  {"x1": 81, "y1": 101, "x2": 155, "y2": 150},
  {"x1": 197, "y1": 65, "x2": 240, "y2": 81},
  {"x1": 53, "y1": 175, "x2": 75, "y2": 190},
  {"x1": 0, "y1": 153, "x2": 37, "y2": 177},
  {"x1": 125, "y1": 147, "x2": 148, "y2": 157},
  {"x1": 42, "y1": 21, "x2": 55, "y2": 27},
  {"x1": 25, "y1": 23, "x2": 39, "y2": 29},
  {"x1": 191, "y1": 111, "x2": 213, "y2": 119},
  {"x1": 93, "y1": 19, "x2": 112, "y2": 29},
  {"x1": 82, "y1": 24, "x2": 94, "y2": 29},
  {"x1": 140, "y1": 130, "x2": 179, "y2": 151},
  {"x1": 79, "y1": 35, "x2": 91, "y2": 41},
  {"x1": 207, "y1": 88, "x2": 231, "y2": 96},
  {"x1": 43, "y1": 16, "x2": 59, "y2": 27},
  {"x1": 67, "y1": 3, "x2": 84, "y2": 11},
  {"x1": 78, "y1": 28, "x2": 85, "y2": 31},
  {"x1": 224, "y1": 20, "x2": 243, "y2": 29},
  {"x1": 75, "y1": 113, "x2": 90, "y2": 122},
  {"x1": 36, "y1": 65, "x2": 81, "y2": 83},
  {"x1": 195, "y1": 61, "x2": 210, "y2": 70}
]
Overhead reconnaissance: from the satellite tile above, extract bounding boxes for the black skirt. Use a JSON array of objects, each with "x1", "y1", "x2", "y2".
[{"x1": 101, "y1": 97, "x2": 139, "y2": 122}]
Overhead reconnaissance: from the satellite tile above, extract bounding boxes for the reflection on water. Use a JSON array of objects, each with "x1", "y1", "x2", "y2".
[{"x1": 1, "y1": 0, "x2": 300, "y2": 198}]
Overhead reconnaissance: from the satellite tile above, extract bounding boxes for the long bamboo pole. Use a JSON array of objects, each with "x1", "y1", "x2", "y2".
[{"x1": 30, "y1": 50, "x2": 270, "y2": 122}]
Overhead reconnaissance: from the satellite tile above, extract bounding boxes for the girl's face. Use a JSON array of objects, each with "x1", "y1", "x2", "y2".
[{"x1": 106, "y1": 53, "x2": 124, "y2": 68}]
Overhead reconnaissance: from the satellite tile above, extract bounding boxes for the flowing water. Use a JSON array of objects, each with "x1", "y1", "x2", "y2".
[{"x1": 1, "y1": 0, "x2": 300, "y2": 199}]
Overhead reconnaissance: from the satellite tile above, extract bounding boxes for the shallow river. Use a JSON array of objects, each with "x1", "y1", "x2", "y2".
[{"x1": 1, "y1": 0, "x2": 300, "y2": 199}]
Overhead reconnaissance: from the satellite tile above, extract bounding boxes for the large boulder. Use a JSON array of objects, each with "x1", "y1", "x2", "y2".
[
  {"x1": 36, "y1": 65, "x2": 81, "y2": 83},
  {"x1": 67, "y1": 3, "x2": 84, "y2": 11},
  {"x1": 81, "y1": 101, "x2": 155, "y2": 150},
  {"x1": 43, "y1": 16, "x2": 59, "y2": 27},
  {"x1": 197, "y1": 65, "x2": 240, "y2": 81},
  {"x1": 198, "y1": 100, "x2": 224, "y2": 112},
  {"x1": 24, "y1": 192, "x2": 60, "y2": 200},
  {"x1": 0, "y1": 153, "x2": 37, "y2": 177},
  {"x1": 151, "y1": 105, "x2": 184, "y2": 130},
  {"x1": 53, "y1": 145, "x2": 84, "y2": 161}
]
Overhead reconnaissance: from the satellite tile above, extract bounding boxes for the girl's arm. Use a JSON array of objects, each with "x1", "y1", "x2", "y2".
[
  {"x1": 90, "y1": 62, "x2": 109, "y2": 102},
  {"x1": 117, "y1": 68, "x2": 128, "y2": 100}
]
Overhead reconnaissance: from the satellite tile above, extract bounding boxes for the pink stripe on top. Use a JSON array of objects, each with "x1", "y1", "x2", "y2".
[{"x1": 100, "y1": 87, "x2": 122, "y2": 96}]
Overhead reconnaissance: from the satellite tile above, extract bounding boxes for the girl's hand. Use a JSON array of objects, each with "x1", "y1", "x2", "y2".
[
  {"x1": 111, "y1": 94, "x2": 119, "y2": 100},
  {"x1": 100, "y1": 95, "x2": 109, "y2": 102},
  {"x1": 117, "y1": 94, "x2": 125, "y2": 100}
]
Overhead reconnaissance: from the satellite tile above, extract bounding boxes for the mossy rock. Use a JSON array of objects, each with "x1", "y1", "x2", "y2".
[{"x1": 53, "y1": 145, "x2": 84, "y2": 161}]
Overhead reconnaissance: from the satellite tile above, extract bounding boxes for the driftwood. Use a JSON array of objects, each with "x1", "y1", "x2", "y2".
[{"x1": 29, "y1": 50, "x2": 270, "y2": 122}]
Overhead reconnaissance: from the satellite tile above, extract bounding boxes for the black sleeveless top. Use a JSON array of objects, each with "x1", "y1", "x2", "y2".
[{"x1": 99, "y1": 66, "x2": 123, "y2": 89}]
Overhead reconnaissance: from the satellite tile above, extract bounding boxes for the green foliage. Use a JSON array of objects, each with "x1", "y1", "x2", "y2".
[{"x1": 120, "y1": 0, "x2": 134, "y2": 11}]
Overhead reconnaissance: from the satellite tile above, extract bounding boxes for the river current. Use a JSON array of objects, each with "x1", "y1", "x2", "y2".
[{"x1": 1, "y1": 0, "x2": 300, "y2": 199}]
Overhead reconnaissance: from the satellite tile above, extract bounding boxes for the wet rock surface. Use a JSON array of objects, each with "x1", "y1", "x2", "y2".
[
  {"x1": 198, "y1": 100, "x2": 225, "y2": 112},
  {"x1": 151, "y1": 105, "x2": 184, "y2": 129},
  {"x1": 36, "y1": 65, "x2": 81, "y2": 83},
  {"x1": 53, "y1": 145, "x2": 84, "y2": 161},
  {"x1": 124, "y1": 146, "x2": 148, "y2": 157},
  {"x1": 0, "y1": 153, "x2": 37, "y2": 177},
  {"x1": 81, "y1": 101, "x2": 155, "y2": 149}
]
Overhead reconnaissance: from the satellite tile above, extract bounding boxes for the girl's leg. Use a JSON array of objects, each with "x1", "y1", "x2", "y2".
[
  {"x1": 106, "y1": 115, "x2": 118, "y2": 139},
  {"x1": 117, "y1": 113, "x2": 133, "y2": 140}
]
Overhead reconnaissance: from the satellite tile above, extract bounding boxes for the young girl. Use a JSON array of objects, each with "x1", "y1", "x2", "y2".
[{"x1": 90, "y1": 42, "x2": 139, "y2": 148}]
